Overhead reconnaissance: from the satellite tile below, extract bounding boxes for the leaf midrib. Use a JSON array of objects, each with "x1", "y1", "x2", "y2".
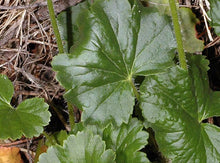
[
  {"x1": 84, "y1": 81, "x2": 124, "y2": 122},
  {"x1": 131, "y1": 16, "x2": 168, "y2": 74},
  {"x1": 189, "y1": 64, "x2": 209, "y2": 122},
  {"x1": 75, "y1": 80, "x2": 128, "y2": 96},
  {"x1": 153, "y1": 87, "x2": 196, "y2": 121},
  {"x1": 0, "y1": 95, "x2": 12, "y2": 109},
  {"x1": 74, "y1": 65, "x2": 126, "y2": 78},
  {"x1": 91, "y1": 5, "x2": 130, "y2": 76}
]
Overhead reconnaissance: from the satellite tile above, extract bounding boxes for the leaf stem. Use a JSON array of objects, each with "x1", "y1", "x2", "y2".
[
  {"x1": 130, "y1": 80, "x2": 140, "y2": 101},
  {"x1": 50, "y1": 103, "x2": 70, "y2": 131},
  {"x1": 47, "y1": 0, "x2": 64, "y2": 53},
  {"x1": 67, "y1": 103, "x2": 75, "y2": 130},
  {"x1": 34, "y1": 138, "x2": 44, "y2": 163},
  {"x1": 43, "y1": 131, "x2": 57, "y2": 145},
  {"x1": 168, "y1": 0, "x2": 187, "y2": 70}
]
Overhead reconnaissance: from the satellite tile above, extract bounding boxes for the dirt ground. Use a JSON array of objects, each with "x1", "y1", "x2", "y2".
[{"x1": 0, "y1": 0, "x2": 83, "y2": 162}]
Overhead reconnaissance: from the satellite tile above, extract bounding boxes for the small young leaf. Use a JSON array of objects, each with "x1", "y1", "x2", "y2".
[
  {"x1": 208, "y1": 0, "x2": 220, "y2": 36},
  {"x1": 0, "y1": 74, "x2": 50, "y2": 139},
  {"x1": 103, "y1": 118, "x2": 149, "y2": 163},
  {"x1": 53, "y1": 0, "x2": 176, "y2": 127},
  {"x1": 38, "y1": 130, "x2": 115, "y2": 163},
  {"x1": 55, "y1": 130, "x2": 68, "y2": 146},
  {"x1": 140, "y1": 55, "x2": 220, "y2": 162},
  {"x1": 45, "y1": 130, "x2": 68, "y2": 147}
]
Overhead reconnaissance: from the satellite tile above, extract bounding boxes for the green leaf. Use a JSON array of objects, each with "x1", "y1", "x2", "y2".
[
  {"x1": 0, "y1": 74, "x2": 50, "y2": 139},
  {"x1": 140, "y1": 55, "x2": 220, "y2": 162},
  {"x1": 38, "y1": 130, "x2": 115, "y2": 163},
  {"x1": 53, "y1": 0, "x2": 176, "y2": 127},
  {"x1": 57, "y1": 1, "x2": 91, "y2": 52},
  {"x1": 62, "y1": 118, "x2": 149, "y2": 162},
  {"x1": 0, "y1": 75, "x2": 13, "y2": 105},
  {"x1": 55, "y1": 130, "x2": 68, "y2": 146},
  {"x1": 208, "y1": 0, "x2": 220, "y2": 36},
  {"x1": 179, "y1": 8, "x2": 204, "y2": 53},
  {"x1": 45, "y1": 130, "x2": 69, "y2": 146},
  {"x1": 147, "y1": 0, "x2": 204, "y2": 52},
  {"x1": 103, "y1": 118, "x2": 149, "y2": 163}
]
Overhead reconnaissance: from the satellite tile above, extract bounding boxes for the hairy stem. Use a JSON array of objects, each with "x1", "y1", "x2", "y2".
[
  {"x1": 50, "y1": 103, "x2": 70, "y2": 131},
  {"x1": 34, "y1": 139, "x2": 44, "y2": 163},
  {"x1": 47, "y1": 0, "x2": 64, "y2": 53},
  {"x1": 168, "y1": 0, "x2": 187, "y2": 70},
  {"x1": 67, "y1": 103, "x2": 75, "y2": 130},
  {"x1": 130, "y1": 80, "x2": 140, "y2": 101},
  {"x1": 43, "y1": 131, "x2": 57, "y2": 145}
]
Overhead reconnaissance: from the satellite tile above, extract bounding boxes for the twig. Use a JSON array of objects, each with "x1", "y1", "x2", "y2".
[
  {"x1": 204, "y1": 37, "x2": 220, "y2": 48},
  {"x1": 199, "y1": 0, "x2": 213, "y2": 41},
  {"x1": 0, "y1": 136, "x2": 43, "y2": 147},
  {"x1": 0, "y1": 0, "x2": 60, "y2": 10},
  {"x1": 204, "y1": 0, "x2": 210, "y2": 9},
  {"x1": 30, "y1": 12, "x2": 48, "y2": 53},
  {"x1": 27, "y1": 39, "x2": 57, "y2": 47},
  {"x1": 16, "y1": 10, "x2": 26, "y2": 38},
  {"x1": 148, "y1": 1, "x2": 199, "y2": 8},
  {"x1": 26, "y1": 139, "x2": 33, "y2": 163},
  {"x1": 0, "y1": 54, "x2": 17, "y2": 68}
]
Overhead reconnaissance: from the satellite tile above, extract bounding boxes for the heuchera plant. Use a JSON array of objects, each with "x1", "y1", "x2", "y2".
[
  {"x1": 52, "y1": 0, "x2": 177, "y2": 127},
  {"x1": 38, "y1": 0, "x2": 220, "y2": 162},
  {"x1": 0, "y1": 74, "x2": 51, "y2": 140},
  {"x1": 1, "y1": 0, "x2": 220, "y2": 162}
]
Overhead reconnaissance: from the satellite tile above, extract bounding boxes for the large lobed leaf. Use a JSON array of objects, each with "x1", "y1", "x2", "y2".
[
  {"x1": 0, "y1": 74, "x2": 51, "y2": 139},
  {"x1": 38, "y1": 130, "x2": 115, "y2": 163},
  {"x1": 208, "y1": 0, "x2": 220, "y2": 36},
  {"x1": 140, "y1": 55, "x2": 220, "y2": 162},
  {"x1": 53, "y1": 0, "x2": 176, "y2": 127},
  {"x1": 103, "y1": 118, "x2": 149, "y2": 163}
]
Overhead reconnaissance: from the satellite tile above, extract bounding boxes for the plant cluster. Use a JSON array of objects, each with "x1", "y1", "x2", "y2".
[{"x1": 1, "y1": 0, "x2": 220, "y2": 162}]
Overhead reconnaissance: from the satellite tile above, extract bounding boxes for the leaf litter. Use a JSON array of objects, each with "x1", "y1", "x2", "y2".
[{"x1": 0, "y1": 0, "x2": 82, "y2": 161}]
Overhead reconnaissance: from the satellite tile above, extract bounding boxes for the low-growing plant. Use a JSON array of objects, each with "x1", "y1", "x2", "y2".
[
  {"x1": 0, "y1": 74, "x2": 51, "y2": 140},
  {"x1": 1, "y1": 0, "x2": 220, "y2": 162}
]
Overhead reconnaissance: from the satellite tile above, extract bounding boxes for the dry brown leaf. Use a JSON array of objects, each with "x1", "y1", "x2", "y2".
[{"x1": 0, "y1": 147, "x2": 23, "y2": 163}]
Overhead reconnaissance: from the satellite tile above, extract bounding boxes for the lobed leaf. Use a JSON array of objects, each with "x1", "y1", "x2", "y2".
[
  {"x1": 53, "y1": 0, "x2": 176, "y2": 127},
  {"x1": 179, "y1": 8, "x2": 204, "y2": 53},
  {"x1": 66, "y1": 118, "x2": 149, "y2": 162},
  {"x1": 38, "y1": 130, "x2": 115, "y2": 163},
  {"x1": 140, "y1": 55, "x2": 220, "y2": 162},
  {"x1": 147, "y1": 0, "x2": 204, "y2": 53},
  {"x1": 0, "y1": 74, "x2": 51, "y2": 139},
  {"x1": 103, "y1": 118, "x2": 149, "y2": 163},
  {"x1": 208, "y1": 0, "x2": 220, "y2": 36}
]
